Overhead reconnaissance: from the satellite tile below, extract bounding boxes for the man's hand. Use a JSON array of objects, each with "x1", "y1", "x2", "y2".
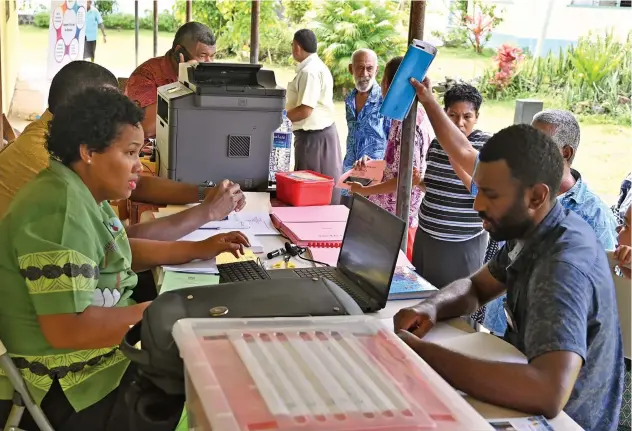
[
  {"x1": 614, "y1": 245, "x2": 632, "y2": 278},
  {"x1": 179, "y1": 53, "x2": 199, "y2": 67},
  {"x1": 202, "y1": 180, "x2": 245, "y2": 221},
  {"x1": 410, "y1": 77, "x2": 434, "y2": 104},
  {"x1": 348, "y1": 182, "x2": 366, "y2": 195},
  {"x1": 193, "y1": 231, "x2": 250, "y2": 260},
  {"x1": 393, "y1": 302, "x2": 437, "y2": 338},
  {"x1": 103, "y1": 34, "x2": 107, "y2": 43}
]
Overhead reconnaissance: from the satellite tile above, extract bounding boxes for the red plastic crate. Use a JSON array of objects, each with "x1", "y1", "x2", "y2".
[{"x1": 275, "y1": 171, "x2": 334, "y2": 207}]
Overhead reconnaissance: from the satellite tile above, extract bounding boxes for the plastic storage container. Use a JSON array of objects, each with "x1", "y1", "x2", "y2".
[
  {"x1": 173, "y1": 316, "x2": 493, "y2": 431},
  {"x1": 275, "y1": 171, "x2": 334, "y2": 206}
]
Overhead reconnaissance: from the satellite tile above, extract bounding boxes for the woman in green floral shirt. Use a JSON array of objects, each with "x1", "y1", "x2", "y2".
[{"x1": 0, "y1": 87, "x2": 247, "y2": 430}]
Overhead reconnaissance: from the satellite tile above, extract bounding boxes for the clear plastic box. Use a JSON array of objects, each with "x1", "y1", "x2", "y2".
[{"x1": 173, "y1": 316, "x2": 492, "y2": 431}]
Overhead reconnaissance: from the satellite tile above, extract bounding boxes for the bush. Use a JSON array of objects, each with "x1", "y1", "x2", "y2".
[
  {"x1": 139, "y1": 10, "x2": 181, "y2": 33},
  {"x1": 33, "y1": 11, "x2": 49, "y2": 28},
  {"x1": 479, "y1": 31, "x2": 632, "y2": 123},
  {"x1": 285, "y1": 0, "x2": 312, "y2": 24},
  {"x1": 312, "y1": 0, "x2": 406, "y2": 96},
  {"x1": 102, "y1": 12, "x2": 136, "y2": 30}
]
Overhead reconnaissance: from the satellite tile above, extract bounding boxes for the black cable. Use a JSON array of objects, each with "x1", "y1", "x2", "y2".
[{"x1": 297, "y1": 249, "x2": 330, "y2": 267}]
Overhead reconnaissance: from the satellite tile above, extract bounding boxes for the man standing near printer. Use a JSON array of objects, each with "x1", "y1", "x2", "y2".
[
  {"x1": 286, "y1": 29, "x2": 342, "y2": 205},
  {"x1": 126, "y1": 22, "x2": 217, "y2": 139}
]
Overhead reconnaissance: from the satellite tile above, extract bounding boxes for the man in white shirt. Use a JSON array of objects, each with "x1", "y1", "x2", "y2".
[{"x1": 286, "y1": 29, "x2": 342, "y2": 204}]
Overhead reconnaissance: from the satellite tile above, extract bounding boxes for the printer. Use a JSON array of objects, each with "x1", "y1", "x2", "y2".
[{"x1": 155, "y1": 62, "x2": 286, "y2": 190}]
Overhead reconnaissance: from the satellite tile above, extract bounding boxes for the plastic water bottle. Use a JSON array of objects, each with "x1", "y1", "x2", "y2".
[{"x1": 268, "y1": 110, "x2": 293, "y2": 184}]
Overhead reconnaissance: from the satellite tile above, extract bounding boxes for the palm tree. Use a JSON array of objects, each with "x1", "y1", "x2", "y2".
[{"x1": 311, "y1": 0, "x2": 406, "y2": 95}]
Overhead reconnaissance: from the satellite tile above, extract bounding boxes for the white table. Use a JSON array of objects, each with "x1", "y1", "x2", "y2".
[{"x1": 145, "y1": 213, "x2": 581, "y2": 429}]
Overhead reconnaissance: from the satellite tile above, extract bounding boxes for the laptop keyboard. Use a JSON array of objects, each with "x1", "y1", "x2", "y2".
[
  {"x1": 218, "y1": 261, "x2": 269, "y2": 283},
  {"x1": 293, "y1": 267, "x2": 369, "y2": 307}
]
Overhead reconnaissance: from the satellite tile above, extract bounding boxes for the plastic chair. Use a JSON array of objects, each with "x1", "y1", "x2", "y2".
[{"x1": 0, "y1": 340, "x2": 54, "y2": 431}]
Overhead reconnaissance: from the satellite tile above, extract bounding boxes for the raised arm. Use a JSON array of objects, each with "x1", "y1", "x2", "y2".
[{"x1": 411, "y1": 78, "x2": 479, "y2": 175}]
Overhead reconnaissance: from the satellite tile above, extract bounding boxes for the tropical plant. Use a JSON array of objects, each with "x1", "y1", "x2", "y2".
[
  {"x1": 94, "y1": 0, "x2": 117, "y2": 16},
  {"x1": 173, "y1": 0, "x2": 279, "y2": 59},
  {"x1": 463, "y1": 1, "x2": 504, "y2": 54},
  {"x1": 285, "y1": 0, "x2": 312, "y2": 24},
  {"x1": 479, "y1": 31, "x2": 632, "y2": 123},
  {"x1": 311, "y1": 0, "x2": 406, "y2": 95}
]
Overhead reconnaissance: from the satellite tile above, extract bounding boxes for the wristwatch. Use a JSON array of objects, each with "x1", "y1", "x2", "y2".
[{"x1": 198, "y1": 181, "x2": 216, "y2": 202}]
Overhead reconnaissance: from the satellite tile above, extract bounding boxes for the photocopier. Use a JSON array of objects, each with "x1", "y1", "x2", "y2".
[{"x1": 155, "y1": 62, "x2": 286, "y2": 190}]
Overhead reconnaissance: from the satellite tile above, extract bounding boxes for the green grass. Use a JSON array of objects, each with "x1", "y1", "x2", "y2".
[{"x1": 16, "y1": 26, "x2": 632, "y2": 202}]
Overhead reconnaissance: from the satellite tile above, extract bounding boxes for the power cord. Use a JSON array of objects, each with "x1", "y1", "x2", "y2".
[{"x1": 297, "y1": 247, "x2": 330, "y2": 267}]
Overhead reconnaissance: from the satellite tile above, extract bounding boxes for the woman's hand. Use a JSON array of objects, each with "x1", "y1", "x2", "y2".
[
  {"x1": 348, "y1": 182, "x2": 367, "y2": 195},
  {"x1": 614, "y1": 244, "x2": 631, "y2": 278},
  {"x1": 353, "y1": 155, "x2": 371, "y2": 171},
  {"x1": 194, "y1": 231, "x2": 250, "y2": 260}
]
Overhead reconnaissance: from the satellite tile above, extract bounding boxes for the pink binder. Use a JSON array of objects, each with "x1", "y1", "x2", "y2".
[
  {"x1": 270, "y1": 205, "x2": 349, "y2": 226},
  {"x1": 282, "y1": 222, "x2": 346, "y2": 247}
]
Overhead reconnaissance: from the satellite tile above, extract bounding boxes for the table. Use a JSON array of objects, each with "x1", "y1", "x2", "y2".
[{"x1": 142, "y1": 212, "x2": 581, "y2": 429}]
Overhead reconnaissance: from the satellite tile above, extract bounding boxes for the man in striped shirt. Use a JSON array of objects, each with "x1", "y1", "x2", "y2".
[{"x1": 412, "y1": 83, "x2": 491, "y2": 287}]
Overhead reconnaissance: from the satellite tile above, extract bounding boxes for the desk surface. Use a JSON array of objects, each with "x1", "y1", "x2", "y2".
[{"x1": 142, "y1": 210, "x2": 581, "y2": 430}]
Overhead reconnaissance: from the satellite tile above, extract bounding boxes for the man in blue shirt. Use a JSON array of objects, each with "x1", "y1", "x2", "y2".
[
  {"x1": 532, "y1": 109, "x2": 618, "y2": 250},
  {"x1": 395, "y1": 125, "x2": 624, "y2": 431},
  {"x1": 341, "y1": 49, "x2": 390, "y2": 207},
  {"x1": 84, "y1": 0, "x2": 107, "y2": 62}
]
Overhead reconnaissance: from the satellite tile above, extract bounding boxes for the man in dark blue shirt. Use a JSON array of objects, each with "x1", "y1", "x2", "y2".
[{"x1": 394, "y1": 124, "x2": 624, "y2": 430}]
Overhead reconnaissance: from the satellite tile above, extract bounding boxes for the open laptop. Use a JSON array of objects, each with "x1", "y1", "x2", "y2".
[{"x1": 268, "y1": 195, "x2": 406, "y2": 312}]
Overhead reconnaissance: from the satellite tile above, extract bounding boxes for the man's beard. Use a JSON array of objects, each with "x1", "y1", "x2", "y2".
[
  {"x1": 479, "y1": 198, "x2": 535, "y2": 242},
  {"x1": 355, "y1": 78, "x2": 374, "y2": 93}
]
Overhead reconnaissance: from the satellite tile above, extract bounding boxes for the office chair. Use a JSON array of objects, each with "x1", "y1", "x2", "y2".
[{"x1": 0, "y1": 340, "x2": 53, "y2": 431}]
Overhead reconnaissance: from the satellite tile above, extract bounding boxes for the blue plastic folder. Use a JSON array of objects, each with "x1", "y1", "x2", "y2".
[{"x1": 380, "y1": 40, "x2": 437, "y2": 121}]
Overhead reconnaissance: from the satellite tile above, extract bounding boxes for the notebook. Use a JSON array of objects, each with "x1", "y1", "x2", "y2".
[
  {"x1": 282, "y1": 222, "x2": 347, "y2": 247},
  {"x1": 270, "y1": 205, "x2": 349, "y2": 225},
  {"x1": 388, "y1": 266, "x2": 438, "y2": 300}
]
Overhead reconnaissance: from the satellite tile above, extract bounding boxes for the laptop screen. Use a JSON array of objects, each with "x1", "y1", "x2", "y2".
[{"x1": 338, "y1": 195, "x2": 406, "y2": 305}]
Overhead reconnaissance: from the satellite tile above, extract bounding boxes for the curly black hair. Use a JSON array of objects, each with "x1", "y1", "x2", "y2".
[
  {"x1": 47, "y1": 87, "x2": 145, "y2": 166},
  {"x1": 48, "y1": 61, "x2": 118, "y2": 114},
  {"x1": 443, "y1": 83, "x2": 483, "y2": 113},
  {"x1": 479, "y1": 124, "x2": 564, "y2": 202}
]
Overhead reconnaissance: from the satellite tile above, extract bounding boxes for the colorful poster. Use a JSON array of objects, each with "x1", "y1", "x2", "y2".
[{"x1": 46, "y1": 0, "x2": 87, "y2": 79}]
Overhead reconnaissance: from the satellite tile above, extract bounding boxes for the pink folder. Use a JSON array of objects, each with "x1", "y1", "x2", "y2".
[
  {"x1": 270, "y1": 205, "x2": 349, "y2": 226},
  {"x1": 282, "y1": 222, "x2": 347, "y2": 247}
]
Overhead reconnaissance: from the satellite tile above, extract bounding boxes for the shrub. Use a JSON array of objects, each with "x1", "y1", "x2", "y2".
[
  {"x1": 33, "y1": 11, "x2": 49, "y2": 28},
  {"x1": 479, "y1": 31, "x2": 632, "y2": 123},
  {"x1": 285, "y1": 0, "x2": 312, "y2": 24},
  {"x1": 102, "y1": 12, "x2": 135, "y2": 30},
  {"x1": 312, "y1": 0, "x2": 406, "y2": 95},
  {"x1": 139, "y1": 10, "x2": 181, "y2": 33}
]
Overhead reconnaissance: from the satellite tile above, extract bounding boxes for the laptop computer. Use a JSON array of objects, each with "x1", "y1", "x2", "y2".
[{"x1": 268, "y1": 195, "x2": 406, "y2": 312}]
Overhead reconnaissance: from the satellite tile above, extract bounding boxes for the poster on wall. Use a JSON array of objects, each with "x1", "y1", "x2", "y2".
[{"x1": 46, "y1": 0, "x2": 87, "y2": 80}]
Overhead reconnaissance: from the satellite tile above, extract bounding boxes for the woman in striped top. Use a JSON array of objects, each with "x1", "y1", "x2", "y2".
[{"x1": 412, "y1": 84, "x2": 491, "y2": 288}]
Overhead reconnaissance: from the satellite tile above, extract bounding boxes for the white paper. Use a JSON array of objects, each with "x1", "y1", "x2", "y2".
[
  {"x1": 178, "y1": 229, "x2": 264, "y2": 254},
  {"x1": 241, "y1": 192, "x2": 271, "y2": 213},
  {"x1": 229, "y1": 212, "x2": 279, "y2": 235},
  {"x1": 200, "y1": 220, "x2": 250, "y2": 230},
  {"x1": 162, "y1": 260, "x2": 219, "y2": 274}
]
